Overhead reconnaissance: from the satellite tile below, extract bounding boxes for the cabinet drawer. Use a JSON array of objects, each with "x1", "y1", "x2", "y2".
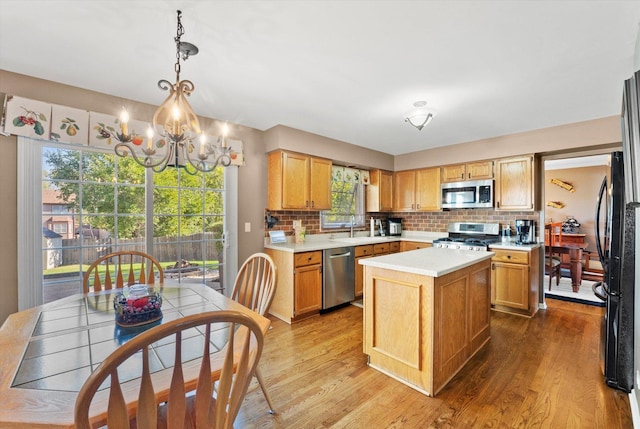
[
  {"x1": 373, "y1": 243, "x2": 390, "y2": 254},
  {"x1": 355, "y1": 245, "x2": 374, "y2": 257},
  {"x1": 390, "y1": 241, "x2": 400, "y2": 252},
  {"x1": 294, "y1": 251, "x2": 322, "y2": 267},
  {"x1": 491, "y1": 249, "x2": 528, "y2": 264}
]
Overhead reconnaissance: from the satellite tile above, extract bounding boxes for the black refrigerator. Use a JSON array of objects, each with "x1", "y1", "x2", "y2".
[{"x1": 593, "y1": 70, "x2": 640, "y2": 393}]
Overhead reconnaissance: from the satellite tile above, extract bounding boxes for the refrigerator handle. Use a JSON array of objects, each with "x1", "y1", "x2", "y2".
[
  {"x1": 592, "y1": 282, "x2": 607, "y2": 301},
  {"x1": 594, "y1": 176, "x2": 607, "y2": 269}
]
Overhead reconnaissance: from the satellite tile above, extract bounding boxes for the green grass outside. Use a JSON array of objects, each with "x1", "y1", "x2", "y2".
[{"x1": 44, "y1": 260, "x2": 220, "y2": 277}]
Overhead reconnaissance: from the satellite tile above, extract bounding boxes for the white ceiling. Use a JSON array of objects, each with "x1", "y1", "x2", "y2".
[{"x1": 1, "y1": 1, "x2": 639, "y2": 156}]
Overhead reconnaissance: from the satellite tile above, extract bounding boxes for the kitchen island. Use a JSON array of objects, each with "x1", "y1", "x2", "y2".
[{"x1": 360, "y1": 247, "x2": 493, "y2": 397}]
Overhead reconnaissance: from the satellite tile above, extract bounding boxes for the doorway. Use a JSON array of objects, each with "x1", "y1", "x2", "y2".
[{"x1": 542, "y1": 154, "x2": 608, "y2": 306}]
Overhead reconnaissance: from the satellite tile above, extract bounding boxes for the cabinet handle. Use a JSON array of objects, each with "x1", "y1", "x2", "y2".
[
  {"x1": 416, "y1": 204, "x2": 420, "y2": 209},
  {"x1": 312, "y1": 201, "x2": 315, "y2": 208},
  {"x1": 468, "y1": 173, "x2": 471, "y2": 179},
  {"x1": 306, "y1": 200, "x2": 309, "y2": 208},
  {"x1": 507, "y1": 255, "x2": 511, "y2": 259},
  {"x1": 491, "y1": 263, "x2": 495, "y2": 270},
  {"x1": 461, "y1": 173, "x2": 464, "y2": 179}
]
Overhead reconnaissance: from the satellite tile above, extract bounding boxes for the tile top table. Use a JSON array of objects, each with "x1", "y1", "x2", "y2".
[{"x1": 0, "y1": 284, "x2": 269, "y2": 428}]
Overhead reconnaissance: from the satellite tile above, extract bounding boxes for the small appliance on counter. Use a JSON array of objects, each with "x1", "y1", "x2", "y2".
[
  {"x1": 387, "y1": 217, "x2": 403, "y2": 236},
  {"x1": 515, "y1": 219, "x2": 535, "y2": 244}
]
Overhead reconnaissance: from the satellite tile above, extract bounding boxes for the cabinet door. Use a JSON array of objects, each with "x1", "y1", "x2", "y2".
[
  {"x1": 495, "y1": 156, "x2": 534, "y2": 211},
  {"x1": 491, "y1": 261, "x2": 529, "y2": 310},
  {"x1": 309, "y1": 157, "x2": 332, "y2": 210},
  {"x1": 393, "y1": 170, "x2": 416, "y2": 211},
  {"x1": 379, "y1": 170, "x2": 393, "y2": 211},
  {"x1": 366, "y1": 170, "x2": 393, "y2": 212},
  {"x1": 294, "y1": 264, "x2": 322, "y2": 315},
  {"x1": 282, "y1": 152, "x2": 310, "y2": 209},
  {"x1": 441, "y1": 164, "x2": 466, "y2": 182},
  {"x1": 415, "y1": 167, "x2": 440, "y2": 211},
  {"x1": 467, "y1": 161, "x2": 493, "y2": 180},
  {"x1": 355, "y1": 255, "x2": 372, "y2": 297}
]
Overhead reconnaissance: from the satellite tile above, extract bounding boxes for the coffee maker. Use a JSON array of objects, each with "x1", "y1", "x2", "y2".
[{"x1": 515, "y1": 219, "x2": 535, "y2": 244}]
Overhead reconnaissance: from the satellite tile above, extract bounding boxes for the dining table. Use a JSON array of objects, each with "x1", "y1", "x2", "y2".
[
  {"x1": 548, "y1": 242, "x2": 589, "y2": 292},
  {"x1": 0, "y1": 283, "x2": 270, "y2": 428}
]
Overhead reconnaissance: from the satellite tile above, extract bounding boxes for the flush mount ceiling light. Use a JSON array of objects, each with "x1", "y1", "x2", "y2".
[
  {"x1": 404, "y1": 101, "x2": 437, "y2": 131},
  {"x1": 114, "y1": 10, "x2": 231, "y2": 175}
]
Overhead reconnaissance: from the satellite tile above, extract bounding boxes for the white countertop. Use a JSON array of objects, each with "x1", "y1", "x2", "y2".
[
  {"x1": 358, "y1": 247, "x2": 494, "y2": 277},
  {"x1": 264, "y1": 231, "x2": 442, "y2": 253}
]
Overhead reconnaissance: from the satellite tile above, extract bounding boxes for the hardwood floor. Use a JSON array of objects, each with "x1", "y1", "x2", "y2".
[{"x1": 235, "y1": 299, "x2": 632, "y2": 428}]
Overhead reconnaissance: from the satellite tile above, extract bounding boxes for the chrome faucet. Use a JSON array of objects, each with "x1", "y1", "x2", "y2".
[
  {"x1": 377, "y1": 219, "x2": 385, "y2": 236},
  {"x1": 350, "y1": 215, "x2": 355, "y2": 237}
]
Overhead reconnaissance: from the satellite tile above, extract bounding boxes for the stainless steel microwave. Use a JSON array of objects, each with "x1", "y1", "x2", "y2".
[{"x1": 440, "y1": 179, "x2": 494, "y2": 209}]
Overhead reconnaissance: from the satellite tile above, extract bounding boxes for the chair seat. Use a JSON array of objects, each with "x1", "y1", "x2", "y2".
[{"x1": 546, "y1": 256, "x2": 561, "y2": 267}]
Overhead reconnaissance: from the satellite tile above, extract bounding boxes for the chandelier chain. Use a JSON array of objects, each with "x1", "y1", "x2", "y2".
[{"x1": 174, "y1": 10, "x2": 184, "y2": 78}]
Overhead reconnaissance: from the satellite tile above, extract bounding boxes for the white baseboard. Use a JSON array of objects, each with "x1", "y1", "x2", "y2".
[{"x1": 630, "y1": 389, "x2": 640, "y2": 427}]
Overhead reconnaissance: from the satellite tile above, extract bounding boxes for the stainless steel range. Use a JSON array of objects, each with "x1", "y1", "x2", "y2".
[{"x1": 433, "y1": 222, "x2": 500, "y2": 251}]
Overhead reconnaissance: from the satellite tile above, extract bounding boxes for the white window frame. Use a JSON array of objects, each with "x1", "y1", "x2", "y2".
[{"x1": 17, "y1": 137, "x2": 237, "y2": 310}]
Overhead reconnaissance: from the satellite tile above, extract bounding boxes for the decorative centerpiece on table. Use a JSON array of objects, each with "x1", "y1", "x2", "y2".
[
  {"x1": 562, "y1": 217, "x2": 581, "y2": 233},
  {"x1": 114, "y1": 285, "x2": 162, "y2": 327}
]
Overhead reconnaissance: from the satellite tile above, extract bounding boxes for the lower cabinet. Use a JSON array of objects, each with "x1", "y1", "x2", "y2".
[
  {"x1": 490, "y1": 247, "x2": 540, "y2": 317},
  {"x1": 265, "y1": 248, "x2": 322, "y2": 323},
  {"x1": 401, "y1": 241, "x2": 432, "y2": 252},
  {"x1": 294, "y1": 252, "x2": 323, "y2": 316}
]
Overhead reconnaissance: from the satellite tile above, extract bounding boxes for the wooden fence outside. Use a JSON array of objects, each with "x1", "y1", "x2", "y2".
[{"x1": 60, "y1": 233, "x2": 223, "y2": 266}]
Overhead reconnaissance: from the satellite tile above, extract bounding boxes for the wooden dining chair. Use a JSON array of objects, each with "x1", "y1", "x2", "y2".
[
  {"x1": 74, "y1": 310, "x2": 264, "y2": 429},
  {"x1": 230, "y1": 252, "x2": 277, "y2": 414},
  {"x1": 83, "y1": 250, "x2": 164, "y2": 293},
  {"x1": 544, "y1": 223, "x2": 562, "y2": 290}
]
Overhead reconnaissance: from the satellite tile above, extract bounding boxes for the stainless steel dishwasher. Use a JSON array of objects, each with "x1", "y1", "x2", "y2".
[{"x1": 322, "y1": 246, "x2": 355, "y2": 310}]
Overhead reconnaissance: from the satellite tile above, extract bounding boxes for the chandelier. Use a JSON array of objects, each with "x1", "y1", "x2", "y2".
[
  {"x1": 114, "y1": 10, "x2": 231, "y2": 174},
  {"x1": 404, "y1": 101, "x2": 436, "y2": 131}
]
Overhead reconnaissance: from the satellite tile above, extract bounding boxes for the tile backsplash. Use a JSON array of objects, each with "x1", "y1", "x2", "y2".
[{"x1": 264, "y1": 209, "x2": 539, "y2": 237}]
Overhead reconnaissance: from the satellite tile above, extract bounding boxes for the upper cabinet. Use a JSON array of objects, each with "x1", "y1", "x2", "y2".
[
  {"x1": 393, "y1": 167, "x2": 440, "y2": 211},
  {"x1": 494, "y1": 155, "x2": 535, "y2": 211},
  {"x1": 441, "y1": 161, "x2": 494, "y2": 183},
  {"x1": 267, "y1": 150, "x2": 332, "y2": 210},
  {"x1": 366, "y1": 169, "x2": 393, "y2": 212}
]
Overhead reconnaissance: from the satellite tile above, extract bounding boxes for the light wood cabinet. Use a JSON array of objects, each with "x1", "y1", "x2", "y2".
[
  {"x1": 354, "y1": 242, "x2": 400, "y2": 298},
  {"x1": 495, "y1": 156, "x2": 535, "y2": 211},
  {"x1": 267, "y1": 150, "x2": 332, "y2": 210},
  {"x1": 363, "y1": 258, "x2": 491, "y2": 396},
  {"x1": 400, "y1": 241, "x2": 432, "y2": 252},
  {"x1": 441, "y1": 161, "x2": 493, "y2": 183},
  {"x1": 366, "y1": 169, "x2": 393, "y2": 212},
  {"x1": 490, "y1": 247, "x2": 540, "y2": 317},
  {"x1": 393, "y1": 167, "x2": 440, "y2": 211},
  {"x1": 265, "y1": 248, "x2": 322, "y2": 323},
  {"x1": 294, "y1": 251, "x2": 323, "y2": 316}
]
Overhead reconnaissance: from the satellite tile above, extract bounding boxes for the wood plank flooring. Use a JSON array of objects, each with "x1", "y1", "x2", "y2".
[{"x1": 235, "y1": 299, "x2": 632, "y2": 428}]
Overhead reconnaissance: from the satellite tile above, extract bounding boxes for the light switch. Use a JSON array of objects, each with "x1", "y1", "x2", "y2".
[
  {"x1": 244, "y1": 222, "x2": 251, "y2": 232},
  {"x1": 293, "y1": 220, "x2": 300, "y2": 228}
]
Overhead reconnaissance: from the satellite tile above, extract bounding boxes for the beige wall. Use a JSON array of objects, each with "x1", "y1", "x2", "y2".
[
  {"x1": 264, "y1": 125, "x2": 394, "y2": 170},
  {"x1": 0, "y1": 69, "x2": 626, "y2": 324},
  {"x1": 544, "y1": 165, "x2": 608, "y2": 252},
  {"x1": 396, "y1": 117, "x2": 621, "y2": 170},
  {"x1": 0, "y1": 70, "x2": 268, "y2": 323}
]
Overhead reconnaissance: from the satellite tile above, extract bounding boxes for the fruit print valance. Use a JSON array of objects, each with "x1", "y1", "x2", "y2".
[{"x1": 0, "y1": 94, "x2": 245, "y2": 166}]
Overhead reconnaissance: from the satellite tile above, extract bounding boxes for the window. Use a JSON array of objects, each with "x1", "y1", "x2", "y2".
[
  {"x1": 18, "y1": 137, "x2": 237, "y2": 309},
  {"x1": 321, "y1": 166, "x2": 367, "y2": 229}
]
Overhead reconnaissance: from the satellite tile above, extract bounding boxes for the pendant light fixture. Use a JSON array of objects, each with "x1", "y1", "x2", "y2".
[{"x1": 114, "y1": 10, "x2": 231, "y2": 174}]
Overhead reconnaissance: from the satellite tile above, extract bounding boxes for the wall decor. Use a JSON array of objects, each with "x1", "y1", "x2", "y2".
[
  {"x1": 550, "y1": 178, "x2": 575, "y2": 192},
  {"x1": 50, "y1": 104, "x2": 89, "y2": 145},
  {"x1": 89, "y1": 112, "x2": 149, "y2": 151},
  {"x1": 3, "y1": 95, "x2": 51, "y2": 139},
  {"x1": 546, "y1": 201, "x2": 565, "y2": 209}
]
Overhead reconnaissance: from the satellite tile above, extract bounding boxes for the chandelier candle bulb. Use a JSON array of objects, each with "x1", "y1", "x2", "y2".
[
  {"x1": 199, "y1": 133, "x2": 206, "y2": 156},
  {"x1": 120, "y1": 108, "x2": 129, "y2": 136},
  {"x1": 146, "y1": 127, "x2": 154, "y2": 151}
]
